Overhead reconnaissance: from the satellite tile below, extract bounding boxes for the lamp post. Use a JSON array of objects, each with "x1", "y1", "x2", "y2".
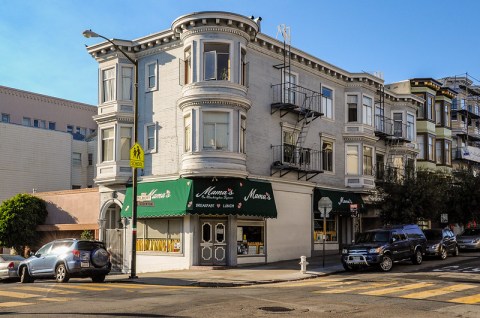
[
  {"x1": 318, "y1": 197, "x2": 332, "y2": 268},
  {"x1": 83, "y1": 29, "x2": 139, "y2": 279}
]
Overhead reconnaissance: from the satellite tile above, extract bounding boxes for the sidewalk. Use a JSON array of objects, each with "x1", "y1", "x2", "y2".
[{"x1": 105, "y1": 252, "x2": 344, "y2": 287}]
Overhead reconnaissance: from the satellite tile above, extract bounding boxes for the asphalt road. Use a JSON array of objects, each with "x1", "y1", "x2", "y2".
[{"x1": 1, "y1": 251, "x2": 479, "y2": 318}]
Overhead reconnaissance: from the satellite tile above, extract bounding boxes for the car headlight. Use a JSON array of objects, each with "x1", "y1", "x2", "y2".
[
  {"x1": 342, "y1": 248, "x2": 348, "y2": 254},
  {"x1": 473, "y1": 238, "x2": 480, "y2": 243},
  {"x1": 431, "y1": 244, "x2": 439, "y2": 250},
  {"x1": 368, "y1": 247, "x2": 383, "y2": 254}
]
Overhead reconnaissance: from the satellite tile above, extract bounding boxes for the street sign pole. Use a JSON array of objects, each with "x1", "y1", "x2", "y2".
[{"x1": 318, "y1": 197, "x2": 332, "y2": 268}]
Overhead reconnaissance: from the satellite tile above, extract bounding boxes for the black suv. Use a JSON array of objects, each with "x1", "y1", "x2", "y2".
[
  {"x1": 18, "y1": 239, "x2": 111, "y2": 283},
  {"x1": 341, "y1": 224, "x2": 427, "y2": 272}
]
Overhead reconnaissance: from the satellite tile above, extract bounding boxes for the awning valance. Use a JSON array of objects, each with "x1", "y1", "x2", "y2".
[
  {"x1": 121, "y1": 178, "x2": 277, "y2": 219},
  {"x1": 313, "y1": 188, "x2": 364, "y2": 215}
]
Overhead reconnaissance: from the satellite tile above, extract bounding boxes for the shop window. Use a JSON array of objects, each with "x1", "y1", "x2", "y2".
[
  {"x1": 314, "y1": 211, "x2": 337, "y2": 242},
  {"x1": 137, "y1": 218, "x2": 182, "y2": 253},
  {"x1": 237, "y1": 224, "x2": 265, "y2": 255},
  {"x1": 204, "y1": 42, "x2": 230, "y2": 81}
]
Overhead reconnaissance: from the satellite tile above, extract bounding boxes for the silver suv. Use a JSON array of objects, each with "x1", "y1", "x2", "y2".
[{"x1": 18, "y1": 239, "x2": 111, "y2": 283}]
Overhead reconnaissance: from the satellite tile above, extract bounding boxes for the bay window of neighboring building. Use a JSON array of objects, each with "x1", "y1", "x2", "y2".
[
  {"x1": 145, "y1": 123, "x2": 157, "y2": 152},
  {"x1": 322, "y1": 140, "x2": 333, "y2": 172},
  {"x1": 376, "y1": 153, "x2": 385, "y2": 180},
  {"x1": 375, "y1": 105, "x2": 385, "y2": 133},
  {"x1": 120, "y1": 127, "x2": 132, "y2": 160},
  {"x1": 393, "y1": 112, "x2": 403, "y2": 138},
  {"x1": 417, "y1": 135, "x2": 425, "y2": 160},
  {"x1": 102, "y1": 67, "x2": 115, "y2": 103},
  {"x1": 444, "y1": 102, "x2": 451, "y2": 127},
  {"x1": 101, "y1": 127, "x2": 115, "y2": 162},
  {"x1": 428, "y1": 135, "x2": 435, "y2": 161},
  {"x1": 436, "y1": 140, "x2": 443, "y2": 164},
  {"x1": 362, "y1": 96, "x2": 373, "y2": 125},
  {"x1": 407, "y1": 113, "x2": 415, "y2": 141},
  {"x1": 137, "y1": 218, "x2": 183, "y2": 253},
  {"x1": 241, "y1": 48, "x2": 248, "y2": 87},
  {"x1": 121, "y1": 66, "x2": 133, "y2": 101},
  {"x1": 202, "y1": 111, "x2": 229, "y2": 151},
  {"x1": 204, "y1": 42, "x2": 230, "y2": 81},
  {"x1": 363, "y1": 146, "x2": 373, "y2": 176},
  {"x1": 445, "y1": 140, "x2": 452, "y2": 165},
  {"x1": 426, "y1": 94, "x2": 434, "y2": 121},
  {"x1": 48, "y1": 122, "x2": 56, "y2": 130},
  {"x1": 346, "y1": 145, "x2": 359, "y2": 175},
  {"x1": 145, "y1": 61, "x2": 158, "y2": 92},
  {"x1": 322, "y1": 86, "x2": 333, "y2": 119},
  {"x1": 184, "y1": 115, "x2": 191, "y2": 152},
  {"x1": 347, "y1": 94, "x2": 358, "y2": 122},
  {"x1": 240, "y1": 115, "x2": 246, "y2": 154}
]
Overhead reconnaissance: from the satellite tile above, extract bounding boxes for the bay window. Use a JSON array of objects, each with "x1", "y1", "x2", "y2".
[
  {"x1": 203, "y1": 111, "x2": 229, "y2": 150},
  {"x1": 237, "y1": 222, "x2": 264, "y2": 255},
  {"x1": 240, "y1": 115, "x2": 246, "y2": 154},
  {"x1": 347, "y1": 95, "x2": 358, "y2": 122},
  {"x1": 346, "y1": 145, "x2": 359, "y2": 175},
  {"x1": 393, "y1": 113, "x2": 402, "y2": 137},
  {"x1": 436, "y1": 140, "x2": 443, "y2": 164},
  {"x1": 428, "y1": 135, "x2": 435, "y2": 161},
  {"x1": 417, "y1": 135, "x2": 425, "y2": 160},
  {"x1": 204, "y1": 43, "x2": 230, "y2": 81},
  {"x1": 407, "y1": 113, "x2": 415, "y2": 141},
  {"x1": 120, "y1": 127, "x2": 132, "y2": 160},
  {"x1": 101, "y1": 127, "x2": 114, "y2": 162},
  {"x1": 363, "y1": 146, "x2": 373, "y2": 175},
  {"x1": 184, "y1": 115, "x2": 191, "y2": 152},
  {"x1": 445, "y1": 141, "x2": 452, "y2": 165},
  {"x1": 121, "y1": 66, "x2": 133, "y2": 100},
  {"x1": 362, "y1": 96, "x2": 373, "y2": 125},
  {"x1": 102, "y1": 68, "x2": 115, "y2": 103}
]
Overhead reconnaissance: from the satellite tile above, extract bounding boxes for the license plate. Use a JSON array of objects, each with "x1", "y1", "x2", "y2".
[
  {"x1": 459, "y1": 245, "x2": 465, "y2": 248},
  {"x1": 81, "y1": 261, "x2": 90, "y2": 268}
]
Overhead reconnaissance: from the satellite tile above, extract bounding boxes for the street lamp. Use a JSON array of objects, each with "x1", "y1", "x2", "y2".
[
  {"x1": 318, "y1": 197, "x2": 332, "y2": 268},
  {"x1": 83, "y1": 29, "x2": 139, "y2": 279}
]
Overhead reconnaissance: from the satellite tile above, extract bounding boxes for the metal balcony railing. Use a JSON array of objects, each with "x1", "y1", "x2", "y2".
[
  {"x1": 271, "y1": 83, "x2": 322, "y2": 114},
  {"x1": 374, "y1": 115, "x2": 413, "y2": 142},
  {"x1": 271, "y1": 145, "x2": 322, "y2": 179}
]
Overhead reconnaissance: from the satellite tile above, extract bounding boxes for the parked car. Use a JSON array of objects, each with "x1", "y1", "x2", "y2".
[
  {"x1": 341, "y1": 224, "x2": 427, "y2": 272},
  {"x1": 18, "y1": 239, "x2": 111, "y2": 283},
  {"x1": 424, "y1": 228, "x2": 459, "y2": 259},
  {"x1": 0, "y1": 254, "x2": 25, "y2": 281},
  {"x1": 456, "y1": 227, "x2": 480, "y2": 250}
]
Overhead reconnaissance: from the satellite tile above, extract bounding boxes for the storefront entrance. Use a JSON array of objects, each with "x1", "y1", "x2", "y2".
[{"x1": 199, "y1": 219, "x2": 227, "y2": 266}]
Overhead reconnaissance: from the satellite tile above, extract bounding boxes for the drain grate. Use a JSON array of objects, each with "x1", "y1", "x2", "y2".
[{"x1": 259, "y1": 306, "x2": 294, "y2": 313}]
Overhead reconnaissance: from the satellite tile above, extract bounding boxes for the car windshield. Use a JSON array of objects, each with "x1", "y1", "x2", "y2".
[
  {"x1": 460, "y1": 228, "x2": 480, "y2": 236},
  {"x1": 424, "y1": 230, "x2": 442, "y2": 240},
  {"x1": 356, "y1": 231, "x2": 389, "y2": 243}
]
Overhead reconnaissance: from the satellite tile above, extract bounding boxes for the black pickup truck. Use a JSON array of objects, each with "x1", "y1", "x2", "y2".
[{"x1": 341, "y1": 224, "x2": 427, "y2": 272}]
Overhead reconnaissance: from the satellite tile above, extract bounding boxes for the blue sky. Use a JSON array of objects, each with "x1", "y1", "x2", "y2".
[{"x1": 1, "y1": 0, "x2": 479, "y2": 106}]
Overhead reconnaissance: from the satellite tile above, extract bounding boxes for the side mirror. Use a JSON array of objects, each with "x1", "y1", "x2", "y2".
[
  {"x1": 35, "y1": 253, "x2": 41, "y2": 258},
  {"x1": 29, "y1": 251, "x2": 34, "y2": 257},
  {"x1": 390, "y1": 238, "x2": 395, "y2": 243}
]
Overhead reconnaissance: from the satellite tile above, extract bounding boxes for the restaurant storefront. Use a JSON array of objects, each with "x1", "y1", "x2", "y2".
[
  {"x1": 120, "y1": 178, "x2": 277, "y2": 271},
  {"x1": 313, "y1": 188, "x2": 364, "y2": 252}
]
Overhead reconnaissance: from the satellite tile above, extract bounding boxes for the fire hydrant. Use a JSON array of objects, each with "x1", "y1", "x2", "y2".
[{"x1": 299, "y1": 256, "x2": 309, "y2": 274}]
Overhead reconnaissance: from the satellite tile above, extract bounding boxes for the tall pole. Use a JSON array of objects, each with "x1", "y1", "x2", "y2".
[
  {"x1": 322, "y1": 207, "x2": 326, "y2": 268},
  {"x1": 83, "y1": 30, "x2": 138, "y2": 278}
]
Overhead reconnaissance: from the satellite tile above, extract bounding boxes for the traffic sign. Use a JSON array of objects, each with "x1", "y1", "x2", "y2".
[
  {"x1": 130, "y1": 143, "x2": 144, "y2": 169},
  {"x1": 318, "y1": 197, "x2": 332, "y2": 218}
]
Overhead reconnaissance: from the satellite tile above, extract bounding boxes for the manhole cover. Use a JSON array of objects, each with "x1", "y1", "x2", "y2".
[{"x1": 259, "y1": 306, "x2": 294, "y2": 313}]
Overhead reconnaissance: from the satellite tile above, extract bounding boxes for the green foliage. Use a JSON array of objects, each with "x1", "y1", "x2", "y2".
[
  {"x1": 447, "y1": 168, "x2": 480, "y2": 224},
  {"x1": 80, "y1": 230, "x2": 94, "y2": 240},
  {"x1": 0, "y1": 193, "x2": 48, "y2": 254}
]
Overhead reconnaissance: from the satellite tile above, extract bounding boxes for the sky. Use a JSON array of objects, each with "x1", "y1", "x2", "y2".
[{"x1": 1, "y1": 0, "x2": 480, "y2": 106}]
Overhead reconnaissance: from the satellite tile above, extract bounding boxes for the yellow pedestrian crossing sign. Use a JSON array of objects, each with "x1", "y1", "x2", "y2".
[{"x1": 130, "y1": 143, "x2": 144, "y2": 169}]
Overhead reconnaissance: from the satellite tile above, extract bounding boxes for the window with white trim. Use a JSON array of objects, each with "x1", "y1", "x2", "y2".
[
  {"x1": 407, "y1": 113, "x2": 415, "y2": 141},
  {"x1": 145, "y1": 61, "x2": 157, "y2": 91},
  {"x1": 347, "y1": 95, "x2": 358, "y2": 122},
  {"x1": 283, "y1": 129, "x2": 298, "y2": 164},
  {"x1": 120, "y1": 127, "x2": 132, "y2": 160},
  {"x1": 363, "y1": 146, "x2": 373, "y2": 175},
  {"x1": 393, "y1": 112, "x2": 403, "y2": 137},
  {"x1": 184, "y1": 47, "x2": 192, "y2": 85},
  {"x1": 204, "y1": 42, "x2": 230, "y2": 81},
  {"x1": 203, "y1": 111, "x2": 229, "y2": 150},
  {"x1": 184, "y1": 115, "x2": 191, "y2": 152},
  {"x1": 428, "y1": 135, "x2": 435, "y2": 161},
  {"x1": 346, "y1": 145, "x2": 359, "y2": 175},
  {"x1": 137, "y1": 218, "x2": 183, "y2": 253},
  {"x1": 146, "y1": 123, "x2": 156, "y2": 152},
  {"x1": 101, "y1": 127, "x2": 114, "y2": 162},
  {"x1": 436, "y1": 140, "x2": 443, "y2": 164},
  {"x1": 445, "y1": 140, "x2": 451, "y2": 165},
  {"x1": 121, "y1": 66, "x2": 133, "y2": 100},
  {"x1": 322, "y1": 87, "x2": 333, "y2": 119},
  {"x1": 417, "y1": 135, "x2": 425, "y2": 160},
  {"x1": 102, "y1": 68, "x2": 115, "y2": 103},
  {"x1": 283, "y1": 71, "x2": 297, "y2": 104},
  {"x1": 362, "y1": 96, "x2": 373, "y2": 125},
  {"x1": 240, "y1": 115, "x2": 246, "y2": 154},
  {"x1": 72, "y1": 152, "x2": 81, "y2": 165},
  {"x1": 1, "y1": 113, "x2": 9, "y2": 123},
  {"x1": 23, "y1": 117, "x2": 31, "y2": 126},
  {"x1": 322, "y1": 140, "x2": 333, "y2": 172}
]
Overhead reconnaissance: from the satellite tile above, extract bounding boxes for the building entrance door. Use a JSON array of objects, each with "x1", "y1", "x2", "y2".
[{"x1": 199, "y1": 220, "x2": 227, "y2": 266}]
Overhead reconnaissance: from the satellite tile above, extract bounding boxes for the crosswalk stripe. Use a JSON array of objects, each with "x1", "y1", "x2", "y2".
[
  {"x1": 360, "y1": 282, "x2": 433, "y2": 296},
  {"x1": 45, "y1": 284, "x2": 112, "y2": 291},
  {"x1": 314, "y1": 282, "x2": 396, "y2": 294},
  {"x1": 0, "y1": 302, "x2": 34, "y2": 308},
  {"x1": 274, "y1": 278, "x2": 351, "y2": 288},
  {"x1": 401, "y1": 284, "x2": 477, "y2": 299},
  {"x1": 448, "y1": 294, "x2": 480, "y2": 304},
  {"x1": 38, "y1": 297, "x2": 72, "y2": 302},
  {"x1": 93, "y1": 283, "x2": 148, "y2": 289},
  {"x1": 12, "y1": 286, "x2": 79, "y2": 294},
  {"x1": 0, "y1": 290, "x2": 42, "y2": 299}
]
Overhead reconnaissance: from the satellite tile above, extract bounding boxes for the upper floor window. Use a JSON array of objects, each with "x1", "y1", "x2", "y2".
[
  {"x1": 435, "y1": 102, "x2": 442, "y2": 125},
  {"x1": 363, "y1": 146, "x2": 373, "y2": 175},
  {"x1": 428, "y1": 135, "x2": 435, "y2": 161},
  {"x1": 48, "y1": 122, "x2": 56, "y2": 130},
  {"x1": 146, "y1": 123, "x2": 157, "y2": 152},
  {"x1": 101, "y1": 127, "x2": 114, "y2": 162},
  {"x1": 76, "y1": 127, "x2": 87, "y2": 136},
  {"x1": 417, "y1": 135, "x2": 425, "y2": 160},
  {"x1": 407, "y1": 113, "x2": 415, "y2": 141},
  {"x1": 436, "y1": 140, "x2": 443, "y2": 164},
  {"x1": 347, "y1": 95, "x2": 358, "y2": 122},
  {"x1": 445, "y1": 140, "x2": 452, "y2": 165},
  {"x1": 346, "y1": 145, "x2": 359, "y2": 175},
  {"x1": 67, "y1": 125, "x2": 74, "y2": 134},
  {"x1": 283, "y1": 129, "x2": 298, "y2": 164},
  {"x1": 375, "y1": 106, "x2": 384, "y2": 132},
  {"x1": 121, "y1": 66, "x2": 133, "y2": 100},
  {"x1": 203, "y1": 111, "x2": 229, "y2": 151},
  {"x1": 145, "y1": 61, "x2": 158, "y2": 91},
  {"x1": 88, "y1": 153, "x2": 93, "y2": 166},
  {"x1": 322, "y1": 87, "x2": 333, "y2": 119},
  {"x1": 184, "y1": 115, "x2": 191, "y2": 152},
  {"x1": 241, "y1": 48, "x2": 248, "y2": 87},
  {"x1": 444, "y1": 102, "x2": 451, "y2": 127},
  {"x1": 322, "y1": 140, "x2": 333, "y2": 172},
  {"x1": 120, "y1": 127, "x2": 132, "y2": 160},
  {"x1": 426, "y1": 94, "x2": 434, "y2": 121},
  {"x1": 38, "y1": 120, "x2": 46, "y2": 129},
  {"x1": 204, "y1": 43, "x2": 230, "y2": 81},
  {"x1": 72, "y1": 152, "x2": 82, "y2": 165},
  {"x1": 376, "y1": 153, "x2": 385, "y2": 180},
  {"x1": 362, "y1": 96, "x2": 373, "y2": 125},
  {"x1": 1, "y1": 113, "x2": 9, "y2": 123},
  {"x1": 240, "y1": 115, "x2": 246, "y2": 154},
  {"x1": 102, "y1": 68, "x2": 115, "y2": 103},
  {"x1": 393, "y1": 113, "x2": 403, "y2": 138},
  {"x1": 283, "y1": 71, "x2": 297, "y2": 104},
  {"x1": 23, "y1": 117, "x2": 31, "y2": 126},
  {"x1": 184, "y1": 47, "x2": 192, "y2": 85}
]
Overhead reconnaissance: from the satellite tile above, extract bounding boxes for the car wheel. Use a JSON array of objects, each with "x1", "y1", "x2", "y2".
[
  {"x1": 453, "y1": 245, "x2": 459, "y2": 256},
  {"x1": 411, "y1": 249, "x2": 423, "y2": 265},
  {"x1": 91, "y1": 275, "x2": 106, "y2": 283},
  {"x1": 439, "y1": 247, "x2": 448, "y2": 260},
  {"x1": 379, "y1": 254, "x2": 393, "y2": 272},
  {"x1": 91, "y1": 248, "x2": 109, "y2": 268},
  {"x1": 55, "y1": 264, "x2": 70, "y2": 283},
  {"x1": 20, "y1": 266, "x2": 34, "y2": 283},
  {"x1": 342, "y1": 262, "x2": 353, "y2": 271}
]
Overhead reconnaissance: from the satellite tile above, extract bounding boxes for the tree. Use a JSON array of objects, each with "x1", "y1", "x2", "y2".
[
  {"x1": 447, "y1": 168, "x2": 480, "y2": 225},
  {"x1": 0, "y1": 193, "x2": 48, "y2": 255},
  {"x1": 80, "y1": 230, "x2": 94, "y2": 240}
]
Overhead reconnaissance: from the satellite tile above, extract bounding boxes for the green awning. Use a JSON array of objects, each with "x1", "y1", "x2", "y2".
[
  {"x1": 313, "y1": 188, "x2": 364, "y2": 215},
  {"x1": 121, "y1": 178, "x2": 277, "y2": 218}
]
